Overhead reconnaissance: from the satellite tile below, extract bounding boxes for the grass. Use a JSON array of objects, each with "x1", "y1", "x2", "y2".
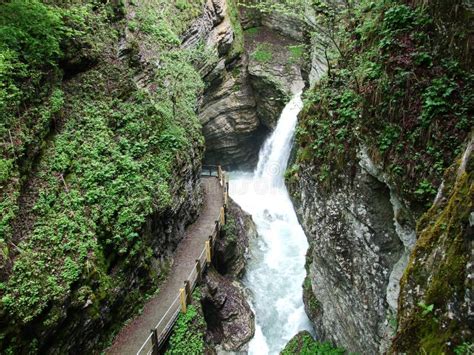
[{"x1": 251, "y1": 44, "x2": 273, "y2": 62}]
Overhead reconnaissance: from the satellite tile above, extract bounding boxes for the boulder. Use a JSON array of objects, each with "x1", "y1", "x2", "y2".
[{"x1": 201, "y1": 268, "x2": 255, "y2": 351}]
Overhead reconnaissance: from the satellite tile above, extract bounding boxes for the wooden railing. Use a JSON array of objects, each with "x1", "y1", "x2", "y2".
[{"x1": 136, "y1": 167, "x2": 228, "y2": 355}]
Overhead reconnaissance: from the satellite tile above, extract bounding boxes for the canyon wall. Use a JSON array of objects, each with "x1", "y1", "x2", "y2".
[
  {"x1": 188, "y1": 0, "x2": 305, "y2": 169},
  {"x1": 287, "y1": 0, "x2": 473, "y2": 353}
]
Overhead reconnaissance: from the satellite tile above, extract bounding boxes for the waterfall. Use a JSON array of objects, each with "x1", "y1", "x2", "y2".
[{"x1": 230, "y1": 93, "x2": 313, "y2": 354}]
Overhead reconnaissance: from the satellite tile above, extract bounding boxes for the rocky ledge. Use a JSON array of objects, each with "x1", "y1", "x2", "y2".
[{"x1": 202, "y1": 268, "x2": 255, "y2": 352}]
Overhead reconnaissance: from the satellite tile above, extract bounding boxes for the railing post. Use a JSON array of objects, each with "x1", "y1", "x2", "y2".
[
  {"x1": 196, "y1": 259, "x2": 202, "y2": 283},
  {"x1": 225, "y1": 181, "x2": 229, "y2": 206},
  {"x1": 179, "y1": 288, "x2": 187, "y2": 313},
  {"x1": 218, "y1": 165, "x2": 223, "y2": 186},
  {"x1": 205, "y1": 240, "x2": 211, "y2": 265},
  {"x1": 184, "y1": 280, "x2": 192, "y2": 305},
  {"x1": 220, "y1": 206, "x2": 225, "y2": 225},
  {"x1": 150, "y1": 328, "x2": 159, "y2": 355}
]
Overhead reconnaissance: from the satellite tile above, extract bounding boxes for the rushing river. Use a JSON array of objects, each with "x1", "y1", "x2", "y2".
[{"x1": 229, "y1": 94, "x2": 314, "y2": 354}]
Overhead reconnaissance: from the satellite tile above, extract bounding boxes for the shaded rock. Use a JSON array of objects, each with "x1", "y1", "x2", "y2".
[
  {"x1": 199, "y1": 56, "x2": 269, "y2": 170},
  {"x1": 214, "y1": 197, "x2": 257, "y2": 278},
  {"x1": 391, "y1": 137, "x2": 474, "y2": 353},
  {"x1": 288, "y1": 147, "x2": 415, "y2": 353},
  {"x1": 201, "y1": 268, "x2": 255, "y2": 351}
]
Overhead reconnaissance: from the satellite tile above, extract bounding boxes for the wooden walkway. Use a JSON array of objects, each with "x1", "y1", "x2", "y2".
[{"x1": 107, "y1": 176, "x2": 224, "y2": 355}]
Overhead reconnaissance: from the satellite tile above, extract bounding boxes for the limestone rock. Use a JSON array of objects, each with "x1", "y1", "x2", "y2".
[
  {"x1": 214, "y1": 198, "x2": 257, "y2": 278},
  {"x1": 202, "y1": 268, "x2": 255, "y2": 351},
  {"x1": 288, "y1": 147, "x2": 416, "y2": 353}
]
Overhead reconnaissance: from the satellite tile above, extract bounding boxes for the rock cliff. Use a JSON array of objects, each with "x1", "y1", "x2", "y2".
[
  {"x1": 289, "y1": 147, "x2": 416, "y2": 353},
  {"x1": 185, "y1": 0, "x2": 305, "y2": 169},
  {"x1": 286, "y1": 0, "x2": 473, "y2": 352}
]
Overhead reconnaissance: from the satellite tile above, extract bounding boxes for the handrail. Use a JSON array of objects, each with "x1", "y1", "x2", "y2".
[{"x1": 136, "y1": 169, "x2": 228, "y2": 355}]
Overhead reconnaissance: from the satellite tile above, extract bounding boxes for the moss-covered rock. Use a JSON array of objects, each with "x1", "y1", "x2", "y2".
[
  {"x1": 392, "y1": 136, "x2": 473, "y2": 353},
  {"x1": 281, "y1": 331, "x2": 345, "y2": 355}
]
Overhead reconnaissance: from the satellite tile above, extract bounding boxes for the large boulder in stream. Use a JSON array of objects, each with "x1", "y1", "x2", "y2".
[
  {"x1": 201, "y1": 268, "x2": 255, "y2": 351},
  {"x1": 213, "y1": 198, "x2": 257, "y2": 278}
]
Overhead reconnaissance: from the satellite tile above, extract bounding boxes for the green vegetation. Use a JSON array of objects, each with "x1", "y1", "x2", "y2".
[
  {"x1": 245, "y1": 27, "x2": 259, "y2": 36},
  {"x1": 251, "y1": 44, "x2": 273, "y2": 62},
  {"x1": 394, "y1": 150, "x2": 473, "y2": 353},
  {"x1": 281, "y1": 331, "x2": 345, "y2": 355},
  {"x1": 227, "y1": 0, "x2": 244, "y2": 60},
  {"x1": 166, "y1": 289, "x2": 206, "y2": 355},
  {"x1": 288, "y1": 44, "x2": 305, "y2": 62},
  {"x1": 0, "y1": 0, "x2": 208, "y2": 352},
  {"x1": 222, "y1": 214, "x2": 237, "y2": 243},
  {"x1": 417, "y1": 302, "x2": 434, "y2": 317},
  {"x1": 290, "y1": 0, "x2": 472, "y2": 208},
  {"x1": 303, "y1": 276, "x2": 320, "y2": 316},
  {"x1": 455, "y1": 342, "x2": 474, "y2": 355}
]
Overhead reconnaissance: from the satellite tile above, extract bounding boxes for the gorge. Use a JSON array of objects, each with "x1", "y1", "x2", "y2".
[
  {"x1": 0, "y1": 0, "x2": 472, "y2": 354},
  {"x1": 230, "y1": 93, "x2": 314, "y2": 354}
]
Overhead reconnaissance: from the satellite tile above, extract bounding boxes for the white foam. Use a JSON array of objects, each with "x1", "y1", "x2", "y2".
[{"x1": 230, "y1": 94, "x2": 314, "y2": 354}]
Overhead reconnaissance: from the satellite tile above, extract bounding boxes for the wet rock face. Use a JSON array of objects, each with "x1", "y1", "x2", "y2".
[
  {"x1": 214, "y1": 198, "x2": 257, "y2": 278},
  {"x1": 201, "y1": 268, "x2": 255, "y2": 351},
  {"x1": 199, "y1": 55, "x2": 270, "y2": 170},
  {"x1": 184, "y1": 0, "x2": 306, "y2": 169},
  {"x1": 288, "y1": 151, "x2": 415, "y2": 353}
]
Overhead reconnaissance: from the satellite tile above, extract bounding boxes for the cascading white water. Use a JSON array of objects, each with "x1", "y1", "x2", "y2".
[{"x1": 229, "y1": 93, "x2": 314, "y2": 354}]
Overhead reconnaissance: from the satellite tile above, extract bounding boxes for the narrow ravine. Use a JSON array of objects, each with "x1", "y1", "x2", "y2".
[{"x1": 229, "y1": 94, "x2": 313, "y2": 354}]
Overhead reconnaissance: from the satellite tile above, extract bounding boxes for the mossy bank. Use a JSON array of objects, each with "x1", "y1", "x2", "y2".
[{"x1": 0, "y1": 0, "x2": 208, "y2": 352}]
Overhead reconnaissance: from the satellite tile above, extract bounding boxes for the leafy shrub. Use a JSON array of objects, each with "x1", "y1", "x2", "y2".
[
  {"x1": 420, "y1": 77, "x2": 457, "y2": 127},
  {"x1": 281, "y1": 331, "x2": 345, "y2": 355},
  {"x1": 166, "y1": 304, "x2": 205, "y2": 354},
  {"x1": 0, "y1": 0, "x2": 64, "y2": 67}
]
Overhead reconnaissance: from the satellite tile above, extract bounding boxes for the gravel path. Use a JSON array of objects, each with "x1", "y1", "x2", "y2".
[{"x1": 107, "y1": 177, "x2": 223, "y2": 355}]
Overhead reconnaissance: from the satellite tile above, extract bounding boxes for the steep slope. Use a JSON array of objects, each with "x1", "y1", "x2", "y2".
[
  {"x1": 0, "y1": 1, "x2": 207, "y2": 352},
  {"x1": 286, "y1": 0, "x2": 473, "y2": 352},
  {"x1": 195, "y1": 0, "x2": 306, "y2": 169}
]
